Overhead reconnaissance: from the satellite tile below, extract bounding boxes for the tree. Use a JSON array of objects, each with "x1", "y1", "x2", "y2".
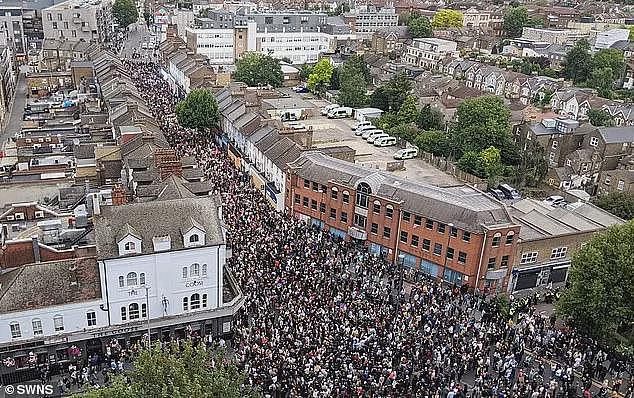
[
  {"x1": 342, "y1": 55, "x2": 371, "y2": 85},
  {"x1": 503, "y1": 6, "x2": 537, "y2": 38},
  {"x1": 175, "y1": 89, "x2": 220, "y2": 132},
  {"x1": 457, "y1": 151, "x2": 485, "y2": 177},
  {"x1": 556, "y1": 221, "x2": 634, "y2": 352},
  {"x1": 449, "y1": 96, "x2": 512, "y2": 160},
  {"x1": 593, "y1": 192, "x2": 634, "y2": 220},
  {"x1": 112, "y1": 0, "x2": 138, "y2": 29},
  {"x1": 408, "y1": 16, "x2": 433, "y2": 38},
  {"x1": 432, "y1": 9, "x2": 464, "y2": 28},
  {"x1": 370, "y1": 86, "x2": 389, "y2": 111},
  {"x1": 143, "y1": 10, "x2": 153, "y2": 29},
  {"x1": 74, "y1": 342, "x2": 261, "y2": 398},
  {"x1": 382, "y1": 72, "x2": 413, "y2": 112},
  {"x1": 307, "y1": 58, "x2": 334, "y2": 96},
  {"x1": 587, "y1": 109, "x2": 616, "y2": 127},
  {"x1": 389, "y1": 124, "x2": 420, "y2": 142},
  {"x1": 338, "y1": 67, "x2": 367, "y2": 107},
  {"x1": 629, "y1": 25, "x2": 634, "y2": 41},
  {"x1": 414, "y1": 130, "x2": 451, "y2": 157},
  {"x1": 397, "y1": 96, "x2": 419, "y2": 125},
  {"x1": 417, "y1": 105, "x2": 444, "y2": 131},
  {"x1": 375, "y1": 112, "x2": 399, "y2": 131},
  {"x1": 562, "y1": 39, "x2": 592, "y2": 84},
  {"x1": 588, "y1": 67, "x2": 616, "y2": 99},
  {"x1": 299, "y1": 64, "x2": 313, "y2": 81},
  {"x1": 592, "y1": 49, "x2": 625, "y2": 81},
  {"x1": 479, "y1": 146, "x2": 504, "y2": 179},
  {"x1": 234, "y1": 52, "x2": 284, "y2": 88}
]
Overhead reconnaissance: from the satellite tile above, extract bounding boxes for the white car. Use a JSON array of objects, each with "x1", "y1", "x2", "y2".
[
  {"x1": 393, "y1": 147, "x2": 418, "y2": 160},
  {"x1": 367, "y1": 133, "x2": 389, "y2": 144},
  {"x1": 354, "y1": 124, "x2": 376, "y2": 136},
  {"x1": 352, "y1": 121, "x2": 373, "y2": 131},
  {"x1": 286, "y1": 122, "x2": 307, "y2": 130},
  {"x1": 321, "y1": 104, "x2": 339, "y2": 116},
  {"x1": 362, "y1": 129, "x2": 383, "y2": 140}
]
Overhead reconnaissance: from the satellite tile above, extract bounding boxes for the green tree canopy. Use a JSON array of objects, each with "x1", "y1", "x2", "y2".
[
  {"x1": 175, "y1": 89, "x2": 220, "y2": 132},
  {"x1": 338, "y1": 67, "x2": 367, "y2": 108},
  {"x1": 479, "y1": 146, "x2": 505, "y2": 180},
  {"x1": 234, "y1": 52, "x2": 284, "y2": 88},
  {"x1": 589, "y1": 67, "x2": 616, "y2": 98},
  {"x1": 587, "y1": 108, "x2": 615, "y2": 127},
  {"x1": 563, "y1": 39, "x2": 592, "y2": 84},
  {"x1": 370, "y1": 86, "x2": 389, "y2": 111},
  {"x1": 381, "y1": 72, "x2": 413, "y2": 112},
  {"x1": 432, "y1": 9, "x2": 464, "y2": 28},
  {"x1": 556, "y1": 221, "x2": 634, "y2": 352},
  {"x1": 299, "y1": 64, "x2": 313, "y2": 80},
  {"x1": 503, "y1": 6, "x2": 539, "y2": 38},
  {"x1": 375, "y1": 112, "x2": 399, "y2": 131},
  {"x1": 408, "y1": 16, "x2": 433, "y2": 38},
  {"x1": 593, "y1": 192, "x2": 634, "y2": 220},
  {"x1": 397, "y1": 96, "x2": 419, "y2": 125},
  {"x1": 389, "y1": 124, "x2": 420, "y2": 142},
  {"x1": 593, "y1": 48, "x2": 625, "y2": 81},
  {"x1": 417, "y1": 105, "x2": 444, "y2": 131},
  {"x1": 457, "y1": 151, "x2": 485, "y2": 177},
  {"x1": 74, "y1": 342, "x2": 260, "y2": 398},
  {"x1": 112, "y1": 0, "x2": 138, "y2": 29},
  {"x1": 414, "y1": 130, "x2": 450, "y2": 157},
  {"x1": 307, "y1": 58, "x2": 334, "y2": 96},
  {"x1": 342, "y1": 54, "x2": 371, "y2": 85},
  {"x1": 449, "y1": 96, "x2": 513, "y2": 160}
]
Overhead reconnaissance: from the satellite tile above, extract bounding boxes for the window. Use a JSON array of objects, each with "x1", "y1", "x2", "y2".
[
  {"x1": 341, "y1": 212, "x2": 348, "y2": 223},
  {"x1": 501, "y1": 255, "x2": 509, "y2": 268},
  {"x1": 433, "y1": 243, "x2": 442, "y2": 256},
  {"x1": 551, "y1": 247, "x2": 567, "y2": 259},
  {"x1": 302, "y1": 197, "x2": 309, "y2": 207},
  {"x1": 458, "y1": 251, "x2": 467, "y2": 264},
  {"x1": 342, "y1": 191, "x2": 350, "y2": 204},
  {"x1": 319, "y1": 203, "x2": 326, "y2": 213},
  {"x1": 190, "y1": 263, "x2": 200, "y2": 277},
  {"x1": 566, "y1": 159, "x2": 572, "y2": 167},
  {"x1": 10, "y1": 322, "x2": 21, "y2": 338},
  {"x1": 437, "y1": 223, "x2": 446, "y2": 234},
  {"x1": 331, "y1": 187, "x2": 338, "y2": 200},
  {"x1": 414, "y1": 215, "x2": 422, "y2": 226},
  {"x1": 53, "y1": 315, "x2": 64, "y2": 331},
  {"x1": 303, "y1": 179, "x2": 310, "y2": 188},
  {"x1": 126, "y1": 272, "x2": 138, "y2": 286},
  {"x1": 487, "y1": 257, "x2": 496, "y2": 269},
  {"x1": 383, "y1": 227, "x2": 391, "y2": 238},
  {"x1": 354, "y1": 214, "x2": 367, "y2": 228},
  {"x1": 402, "y1": 211, "x2": 411, "y2": 222},
  {"x1": 202, "y1": 264, "x2": 207, "y2": 276},
  {"x1": 425, "y1": 219, "x2": 434, "y2": 229},
  {"x1": 139, "y1": 273, "x2": 145, "y2": 285},
  {"x1": 87, "y1": 311, "x2": 96, "y2": 326},
  {"x1": 400, "y1": 231, "x2": 408, "y2": 243},
  {"x1": 356, "y1": 183, "x2": 371, "y2": 208},
  {"x1": 189, "y1": 234, "x2": 199, "y2": 243},
  {"x1": 552, "y1": 140, "x2": 558, "y2": 149},
  {"x1": 446, "y1": 247, "x2": 454, "y2": 260},
  {"x1": 202, "y1": 294, "x2": 208, "y2": 308},
  {"x1": 183, "y1": 297, "x2": 188, "y2": 311},
  {"x1": 371, "y1": 223, "x2": 378, "y2": 234},
  {"x1": 492, "y1": 233, "x2": 501, "y2": 247},
  {"x1": 294, "y1": 194, "x2": 300, "y2": 204},
  {"x1": 310, "y1": 199, "x2": 317, "y2": 210},
  {"x1": 124, "y1": 241, "x2": 136, "y2": 251},
  {"x1": 590, "y1": 136, "x2": 598, "y2": 147},
  {"x1": 118, "y1": 276, "x2": 124, "y2": 287},
  {"x1": 462, "y1": 231, "x2": 471, "y2": 242},
  {"x1": 422, "y1": 239, "x2": 431, "y2": 251},
  {"x1": 312, "y1": 182, "x2": 318, "y2": 191},
  {"x1": 373, "y1": 201, "x2": 381, "y2": 214},
  {"x1": 330, "y1": 208, "x2": 337, "y2": 218},
  {"x1": 618, "y1": 180, "x2": 625, "y2": 191},
  {"x1": 191, "y1": 293, "x2": 201, "y2": 309},
  {"x1": 385, "y1": 205, "x2": 393, "y2": 219},
  {"x1": 129, "y1": 304, "x2": 139, "y2": 320},
  {"x1": 182, "y1": 267, "x2": 188, "y2": 278},
  {"x1": 450, "y1": 227, "x2": 458, "y2": 237},
  {"x1": 121, "y1": 307, "x2": 127, "y2": 321},
  {"x1": 32, "y1": 319, "x2": 43, "y2": 336},
  {"x1": 520, "y1": 251, "x2": 538, "y2": 264}
]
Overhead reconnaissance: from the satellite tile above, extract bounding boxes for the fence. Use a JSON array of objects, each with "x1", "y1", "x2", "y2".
[{"x1": 418, "y1": 150, "x2": 488, "y2": 191}]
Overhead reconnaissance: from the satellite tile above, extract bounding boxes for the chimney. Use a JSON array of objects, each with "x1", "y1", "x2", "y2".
[
  {"x1": 31, "y1": 236, "x2": 41, "y2": 263},
  {"x1": 92, "y1": 193, "x2": 101, "y2": 215}
]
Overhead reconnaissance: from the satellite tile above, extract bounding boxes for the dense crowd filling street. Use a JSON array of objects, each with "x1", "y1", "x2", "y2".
[{"x1": 125, "y1": 60, "x2": 633, "y2": 398}]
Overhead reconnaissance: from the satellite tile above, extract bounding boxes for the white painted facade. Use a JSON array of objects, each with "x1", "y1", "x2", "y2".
[
  {"x1": 186, "y1": 27, "x2": 235, "y2": 65},
  {"x1": 403, "y1": 38, "x2": 458, "y2": 69},
  {"x1": 256, "y1": 30, "x2": 334, "y2": 64}
]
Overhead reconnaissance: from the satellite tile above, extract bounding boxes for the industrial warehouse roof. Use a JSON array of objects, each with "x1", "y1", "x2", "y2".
[{"x1": 288, "y1": 152, "x2": 513, "y2": 233}]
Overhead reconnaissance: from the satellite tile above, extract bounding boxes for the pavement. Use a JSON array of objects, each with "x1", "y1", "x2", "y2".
[
  {"x1": 1, "y1": 70, "x2": 28, "y2": 151},
  {"x1": 119, "y1": 22, "x2": 157, "y2": 61}
]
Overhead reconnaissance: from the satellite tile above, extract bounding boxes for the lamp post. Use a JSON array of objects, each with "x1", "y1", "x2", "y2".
[{"x1": 442, "y1": 223, "x2": 455, "y2": 284}]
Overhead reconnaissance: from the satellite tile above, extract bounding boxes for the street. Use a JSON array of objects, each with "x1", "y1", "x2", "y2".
[
  {"x1": 1, "y1": 69, "x2": 28, "y2": 151},
  {"x1": 119, "y1": 22, "x2": 156, "y2": 61}
]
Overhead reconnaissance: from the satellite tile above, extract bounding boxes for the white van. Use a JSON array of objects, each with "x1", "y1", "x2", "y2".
[
  {"x1": 393, "y1": 147, "x2": 418, "y2": 160},
  {"x1": 367, "y1": 132, "x2": 389, "y2": 144},
  {"x1": 374, "y1": 136, "x2": 397, "y2": 147},
  {"x1": 327, "y1": 107, "x2": 352, "y2": 119},
  {"x1": 362, "y1": 129, "x2": 384, "y2": 140},
  {"x1": 352, "y1": 121, "x2": 373, "y2": 131},
  {"x1": 321, "y1": 104, "x2": 339, "y2": 116},
  {"x1": 355, "y1": 124, "x2": 376, "y2": 136}
]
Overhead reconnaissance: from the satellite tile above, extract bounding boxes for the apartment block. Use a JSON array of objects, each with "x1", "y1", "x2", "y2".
[
  {"x1": 0, "y1": 7, "x2": 27, "y2": 58},
  {"x1": 403, "y1": 38, "x2": 458, "y2": 69},
  {"x1": 521, "y1": 27, "x2": 589, "y2": 46},
  {"x1": 42, "y1": 0, "x2": 110, "y2": 42},
  {"x1": 343, "y1": 5, "x2": 398, "y2": 40}
]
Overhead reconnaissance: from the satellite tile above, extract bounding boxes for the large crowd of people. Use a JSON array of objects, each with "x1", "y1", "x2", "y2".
[{"x1": 125, "y1": 60, "x2": 633, "y2": 398}]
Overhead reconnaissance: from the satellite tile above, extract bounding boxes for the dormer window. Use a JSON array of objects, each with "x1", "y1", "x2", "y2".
[
  {"x1": 189, "y1": 234, "x2": 199, "y2": 244},
  {"x1": 152, "y1": 235, "x2": 171, "y2": 252},
  {"x1": 124, "y1": 242, "x2": 136, "y2": 251}
]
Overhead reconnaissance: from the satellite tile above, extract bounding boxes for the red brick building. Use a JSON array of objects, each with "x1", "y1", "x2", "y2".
[{"x1": 285, "y1": 153, "x2": 519, "y2": 291}]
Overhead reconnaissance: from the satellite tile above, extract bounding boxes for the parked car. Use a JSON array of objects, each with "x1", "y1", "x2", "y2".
[
  {"x1": 321, "y1": 104, "x2": 339, "y2": 116},
  {"x1": 352, "y1": 121, "x2": 373, "y2": 131},
  {"x1": 293, "y1": 85, "x2": 309, "y2": 93},
  {"x1": 362, "y1": 129, "x2": 383, "y2": 140},
  {"x1": 487, "y1": 188, "x2": 506, "y2": 201},
  {"x1": 393, "y1": 147, "x2": 418, "y2": 160},
  {"x1": 367, "y1": 133, "x2": 389, "y2": 144},
  {"x1": 374, "y1": 136, "x2": 397, "y2": 147},
  {"x1": 543, "y1": 195, "x2": 565, "y2": 207},
  {"x1": 355, "y1": 124, "x2": 376, "y2": 136},
  {"x1": 498, "y1": 184, "x2": 521, "y2": 200},
  {"x1": 327, "y1": 107, "x2": 353, "y2": 119},
  {"x1": 281, "y1": 110, "x2": 302, "y2": 122}
]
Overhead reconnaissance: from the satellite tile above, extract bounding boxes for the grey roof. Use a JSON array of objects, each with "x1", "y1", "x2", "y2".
[
  {"x1": 288, "y1": 152, "x2": 512, "y2": 232},
  {"x1": 597, "y1": 127, "x2": 634, "y2": 144},
  {"x1": 94, "y1": 196, "x2": 225, "y2": 259},
  {"x1": 0, "y1": 257, "x2": 101, "y2": 314}
]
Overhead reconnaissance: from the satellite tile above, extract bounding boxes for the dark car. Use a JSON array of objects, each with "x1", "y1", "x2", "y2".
[
  {"x1": 498, "y1": 184, "x2": 521, "y2": 200},
  {"x1": 487, "y1": 188, "x2": 506, "y2": 201}
]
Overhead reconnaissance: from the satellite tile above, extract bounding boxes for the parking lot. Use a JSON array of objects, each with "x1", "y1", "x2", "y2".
[{"x1": 300, "y1": 114, "x2": 460, "y2": 187}]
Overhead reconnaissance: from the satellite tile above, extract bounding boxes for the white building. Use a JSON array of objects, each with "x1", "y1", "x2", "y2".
[
  {"x1": 41, "y1": 0, "x2": 112, "y2": 42},
  {"x1": 594, "y1": 28, "x2": 630, "y2": 50},
  {"x1": 344, "y1": 6, "x2": 398, "y2": 40},
  {"x1": 256, "y1": 29, "x2": 334, "y2": 64},
  {"x1": 463, "y1": 7, "x2": 490, "y2": 28},
  {"x1": 403, "y1": 38, "x2": 458, "y2": 69},
  {"x1": 521, "y1": 27, "x2": 589, "y2": 46},
  {"x1": 185, "y1": 27, "x2": 235, "y2": 65}
]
